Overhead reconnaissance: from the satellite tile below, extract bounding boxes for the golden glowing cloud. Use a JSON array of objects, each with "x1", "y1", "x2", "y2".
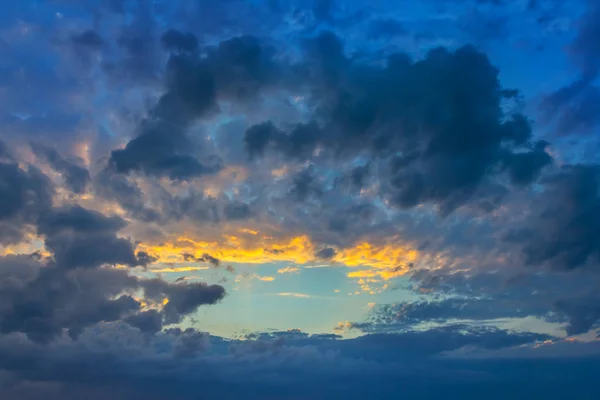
[
  {"x1": 136, "y1": 234, "x2": 319, "y2": 265},
  {"x1": 136, "y1": 233, "x2": 419, "y2": 278}
]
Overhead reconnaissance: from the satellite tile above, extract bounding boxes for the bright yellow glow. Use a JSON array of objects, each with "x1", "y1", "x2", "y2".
[
  {"x1": 136, "y1": 234, "x2": 319, "y2": 265},
  {"x1": 136, "y1": 234, "x2": 419, "y2": 278},
  {"x1": 258, "y1": 276, "x2": 275, "y2": 282},
  {"x1": 333, "y1": 241, "x2": 418, "y2": 269}
]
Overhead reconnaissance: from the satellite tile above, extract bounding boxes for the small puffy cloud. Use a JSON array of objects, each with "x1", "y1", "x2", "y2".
[{"x1": 277, "y1": 266, "x2": 300, "y2": 274}]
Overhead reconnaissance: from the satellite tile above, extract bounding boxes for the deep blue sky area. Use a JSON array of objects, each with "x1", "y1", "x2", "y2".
[{"x1": 1, "y1": 0, "x2": 600, "y2": 398}]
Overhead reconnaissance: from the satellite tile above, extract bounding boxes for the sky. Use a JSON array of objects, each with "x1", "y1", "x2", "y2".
[{"x1": 1, "y1": 0, "x2": 600, "y2": 398}]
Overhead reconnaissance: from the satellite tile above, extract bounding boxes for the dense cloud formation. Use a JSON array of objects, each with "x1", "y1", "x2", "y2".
[
  {"x1": 37, "y1": 205, "x2": 140, "y2": 269},
  {"x1": 30, "y1": 143, "x2": 90, "y2": 194},
  {"x1": 507, "y1": 165, "x2": 600, "y2": 270},
  {"x1": 246, "y1": 35, "x2": 551, "y2": 213},
  {"x1": 542, "y1": 0, "x2": 600, "y2": 136},
  {"x1": 109, "y1": 31, "x2": 282, "y2": 180},
  {"x1": 0, "y1": 152, "x2": 53, "y2": 245},
  {"x1": 1, "y1": 0, "x2": 600, "y2": 398}
]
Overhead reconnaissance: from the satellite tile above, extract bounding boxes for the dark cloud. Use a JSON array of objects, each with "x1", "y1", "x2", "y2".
[
  {"x1": 289, "y1": 167, "x2": 323, "y2": 201},
  {"x1": 30, "y1": 142, "x2": 90, "y2": 193},
  {"x1": 223, "y1": 202, "x2": 252, "y2": 220},
  {"x1": 542, "y1": 78, "x2": 600, "y2": 136},
  {"x1": 198, "y1": 253, "x2": 220, "y2": 267},
  {"x1": 124, "y1": 310, "x2": 163, "y2": 334},
  {"x1": 541, "y1": 1, "x2": 600, "y2": 135},
  {"x1": 343, "y1": 325, "x2": 551, "y2": 359},
  {"x1": 183, "y1": 253, "x2": 221, "y2": 267},
  {"x1": 0, "y1": 256, "x2": 141, "y2": 342},
  {"x1": 165, "y1": 327, "x2": 210, "y2": 358},
  {"x1": 569, "y1": 0, "x2": 600, "y2": 79},
  {"x1": 247, "y1": 34, "x2": 550, "y2": 214},
  {"x1": 161, "y1": 29, "x2": 199, "y2": 53},
  {"x1": 510, "y1": 165, "x2": 600, "y2": 270},
  {"x1": 108, "y1": 54, "x2": 220, "y2": 180},
  {"x1": 502, "y1": 140, "x2": 552, "y2": 185},
  {"x1": 0, "y1": 160, "x2": 53, "y2": 245},
  {"x1": 0, "y1": 245, "x2": 225, "y2": 342},
  {"x1": 355, "y1": 299, "x2": 547, "y2": 333},
  {"x1": 0, "y1": 321, "x2": 571, "y2": 400},
  {"x1": 328, "y1": 203, "x2": 375, "y2": 233},
  {"x1": 142, "y1": 279, "x2": 226, "y2": 324},
  {"x1": 94, "y1": 169, "x2": 160, "y2": 223},
  {"x1": 109, "y1": 32, "x2": 282, "y2": 180},
  {"x1": 0, "y1": 140, "x2": 10, "y2": 160},
  {"x1": 71, "y1": 30, "x2": 104, "y2": 49},
  {"x1": 135, "y1": 251, "x2": 157, "y2": 266},
  {"x1": 244, "y1": 121, "x2": 284, "y2": 160},
  {"x1": 37, "y1": 205, "x2": 140, "y2": 269},
  {"x1": 315, "y1": 247, "x2": 336, "y2": 259},
  {"x1": 554, "y1": 297, "x2": 600, "y2": 335},
  {"x1": 206, "y1": 35, "x2": 281, "y2": 102}
]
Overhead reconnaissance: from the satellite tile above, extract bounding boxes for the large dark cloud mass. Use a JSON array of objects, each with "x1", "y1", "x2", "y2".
[
  {"x1": 246, "y1": 34, "x2": 551, "y2": 214},
  {"x1": 0, "y1": 150, "x2": 53, "y2": 245}
]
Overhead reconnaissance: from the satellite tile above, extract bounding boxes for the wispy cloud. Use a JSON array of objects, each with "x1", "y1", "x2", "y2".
[
  {"x1": 276, "y1": 292, "x2": 312, "y2": 298},
  {"x1": 277, "y1": 266, "x2": 300, "y2": 274},
  {"x1": 149, "y1": 266, "x2": 211, "y2": 273}
]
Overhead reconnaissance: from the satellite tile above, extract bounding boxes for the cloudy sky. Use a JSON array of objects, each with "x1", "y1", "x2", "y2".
[{"x1": 1, "y1": 0, "x2": 600, "y2": 398}]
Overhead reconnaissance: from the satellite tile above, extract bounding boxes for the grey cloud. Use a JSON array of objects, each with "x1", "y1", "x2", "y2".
[
  {"x1": 0, "y1": 257, "x2": 140, "y2": 342},
  {"x1": 30, "y1": 142, "x2": 91, "y2": 194},
  {"x1": 541, "y1": 1, "x2": 600, "y2": 135},
  {"x1": 315, "y1": 247, "x2": 336, "y2": 259},
  {"x1": 0, "y1": 160, "x2": 53, "y2": 245},
  {"x1": 109, "y1": 32, "x2": 283, "y2": 181},
  {"x1": 224, "y1": 202, "x2": 252, "y2": 220},
  {"x1": 183, "y1": 253, "x2": 221, "y2": 267},
  {"x1": 569, "y1": 0, "x2": 600, "y2": 79},
  {"x1": 37, "y1": 205, "x2": 140, "y2": 269},
  {"x1": 142, "y1": 279, "x2": 226, "y2": 324},
  {"x1": 71, "y1": 30, "x2": 104, "y2": 49},
  {"x1": 289, "y1": 167, "x2": 323, "y2": 201},
  {"x1": 0, "y1": 251, "x2": 225, "y2": 342},
  {"x1": 542, "y1": 78, "x2": 600, "y2": 136},
  {"x1": 246, "y1": 34, "x2": 551, "y2": 214},
  {"x1": 94, "y1": 169, "x2": 161, "y2": 223},
  {"x1": 0, "y1": 322, "x2": 568, "y2": 400},
  {"x1": 124, "y1": 310, "x2": 163, "y2": 334},
  {"x1": 512, "y1": 165, "x2": 600, "y2": 270}
]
